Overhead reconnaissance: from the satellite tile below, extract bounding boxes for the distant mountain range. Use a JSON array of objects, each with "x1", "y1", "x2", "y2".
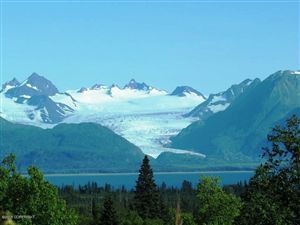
[
  {"x1": 0, "y1": 73, "x2": 205, "y2": 124},
  {"x1": 1, "y1": 70, "x2": 299, "y2": 173}
]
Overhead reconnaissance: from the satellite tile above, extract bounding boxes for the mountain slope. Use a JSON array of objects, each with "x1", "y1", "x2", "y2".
[
  {"x1": 2, "y1": 73, "x2": 75, "y2": 124},
  {"x1": 124, "y1": 79, "x2": 152, "y2": 91},
  {"x1": 186, "y1": 79, "x2": 260, "y2": 119},
  {"x1": 171, "y1": 70, "x2": 300, "y2": 160},
  {"x1": 0, "y1": 118, "x2": 144, "y2": 173},
  {"x1": 171, "y1": 86, "x2": 206, "y2": 99},
  {"x1": 5, "y1": 73, "x2": 59, "y2": 98},
  {"x1": 1, "y1": 78, "x2": 20, "y2": 92}
]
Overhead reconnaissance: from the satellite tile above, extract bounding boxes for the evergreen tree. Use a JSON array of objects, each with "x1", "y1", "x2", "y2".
[
  {"x1": 133, "y1": 155, "x2": 160, "y2": 219},
  {"x1": 91, "y1": 198, "x2": 99, "y2": 225},
  {"x1": 100, "y1": 196, "x2": 119, "y2": 225}
]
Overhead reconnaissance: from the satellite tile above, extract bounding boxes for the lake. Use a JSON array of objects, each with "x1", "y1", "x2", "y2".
[{"x1": 45, "y1": 171, "x2": 254, "y2": 189}]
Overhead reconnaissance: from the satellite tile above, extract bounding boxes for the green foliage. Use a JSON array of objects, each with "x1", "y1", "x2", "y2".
[
  {"x1": 181, "y1": 213, "x2": 197, "y2": 225},
  {"x1": 239, "y1": 115, "x2": 300, "y2": 225},
  {"x1": 0, "y1": 154, "x2": 78, "y2": 225},
  {"x1": 121, "y1": 211, "x2": 143, "y2": 225},
  {"x1": 142, "y1": 219, "x2": 164, "y2": 225},
  {"x1": 91, "y1": 198, "x2": 100, "y2": 225},
  {"x1": 99, "y1": 196, "x2": 119, "y2": 225},
  {"x1": 167, "y1": 200, "x2": 197, "y2": 225},
  {"x1": 197, "y1": 176, "x2": 242, "y2": 225},
  {"x1": 58, "y1": 179, "x2": 199, "y2": 225},
  {"x1": 0, "y1": 210, "x2": 16, "y2": 225}
]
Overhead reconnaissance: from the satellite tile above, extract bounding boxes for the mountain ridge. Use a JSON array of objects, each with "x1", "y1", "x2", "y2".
[
  {"x1": 0, "y1": 117, "x2": 145, "y2": 173},
  {"x1": 170, "y1": 70, "x2": 300, "y2": 161},
  {"x1": 1, "y1": 74, "x2": 205, "y2": 124},
  {"x1": 185, "y1": 78, "x2": 260, "y2": 119}
]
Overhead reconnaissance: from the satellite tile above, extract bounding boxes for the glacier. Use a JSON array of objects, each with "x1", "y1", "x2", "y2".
[{"x1": 1, "y1": 85, "x2": 206, "y2": 158}]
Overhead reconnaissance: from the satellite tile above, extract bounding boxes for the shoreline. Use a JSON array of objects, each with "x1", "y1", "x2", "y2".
[{"x1": 42, "y1": 170, "x2": 255, "y2": 177}]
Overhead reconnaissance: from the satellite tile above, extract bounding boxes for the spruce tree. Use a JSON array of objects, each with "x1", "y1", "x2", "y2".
[
  {"x1": 134, "y1": 155, "x2": 160, "y2": 219},
  {"x1": 91, "y1": 198, "x2": 98, "y2": 225},
  {"x1": 100, "y1": 197, "x2": 119, "y2": 225}
]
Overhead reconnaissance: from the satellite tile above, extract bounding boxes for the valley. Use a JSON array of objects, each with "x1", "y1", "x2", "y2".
[{"x1": 1, "y1": 70, "x2": 299, "y2": 173}]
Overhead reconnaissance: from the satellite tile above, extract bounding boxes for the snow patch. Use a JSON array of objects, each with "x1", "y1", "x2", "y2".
[
  {"x1": 210, "y1": 95, "x2": 226, "y2": 104},
  {"x1": 208, "y1": 103, "x2": 230, "y2": 113},
  {"x1": 26, "y1": 83, "x2": 39, "y2": 90},
  {"x1": 20, "y1": 95, "x2": 31, "y2": 99},
  {"x1": 2, "y1": 85, "x2": 15, "y2": 92}
]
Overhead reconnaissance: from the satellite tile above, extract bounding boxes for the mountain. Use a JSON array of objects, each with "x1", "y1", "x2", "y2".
[
  {"x1": 77, "y1": 84, "x2": 106, "y2": 93},
  {"x1": 171, "y1": 86, "x2": 206, "y2": 99},
  {"x1": 74, "y1": 79, "x2": 166, "y2": 98},
  {"x1": 1, "y1": 78, "x2": 20, "y2": 92},
  {"x1": 77, "y1": 87, "x2": 88, "y2": 93},
  {"x1": 186, "y1": 79, "x2": 260, "y2": 119},
  {"x1": 170, "y1": 70, "x2": 300, "y2": 161},
  {"x1": 0, "y1": 117, "x2": 144, "y2": 173},
  {"x1": 124, "y1": 79, "x2": 151, "y2": 91},
  {"x1": 154, "y1": 152, "x2": 256, "y2": 171},
  {"x1": 2, "y1": 73, "x2": 75, "y2": 124},
  {"x1": 5, "y1": 72, "x2": 59, "y2": 98},
  {"x1": 91, "y1": 83, "x2": 106, "y2": 90},
  {"x1": 0, "y1": 73, "x2": 202, "y2": 159},
  {"x1": 27, "y1": 95, "x2": 74, "y2": 124},
  {"x1": 2, "y1": 70, "x2": 298, "y2": 172}
]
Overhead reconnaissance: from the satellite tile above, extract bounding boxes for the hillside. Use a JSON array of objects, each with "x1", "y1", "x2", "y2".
[
  {"x1": 170, "y1": 70, "x2": 300, "y2": 161},
  {"x1": 0, "y1": 118, "x2": 144, "y2": 173},
  {"x1": 185, "y1": 78, "x2": 260, "y2": 119}
]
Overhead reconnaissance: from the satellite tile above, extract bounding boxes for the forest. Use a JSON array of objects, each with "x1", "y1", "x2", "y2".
[{"x1": 0, "y1": 115, "x2": 299, "y2": 225}]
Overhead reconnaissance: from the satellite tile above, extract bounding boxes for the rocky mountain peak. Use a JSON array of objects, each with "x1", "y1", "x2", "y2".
[
  {"x1": 1, "y1": 77, "x2": 20, "y2": 92},
  {"x1": 170, "y1": 86, "x2": 205, "y2": 98},
  {"x1": 5, "y1": 73, "x2": 59, "y2": 98},
  {"x1": 124, "y1": 79, "x2": 151, "y2": 91}
]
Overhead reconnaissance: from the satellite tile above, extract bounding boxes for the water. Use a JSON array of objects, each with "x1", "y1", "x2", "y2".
[{"x1": 45, "y1": 171, "x2": 254, "y2": 189}]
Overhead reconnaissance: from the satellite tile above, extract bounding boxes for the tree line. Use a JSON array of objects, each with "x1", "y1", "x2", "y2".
[{"x1": 0, "y1": 115, "x2": 299, "y2": 225}]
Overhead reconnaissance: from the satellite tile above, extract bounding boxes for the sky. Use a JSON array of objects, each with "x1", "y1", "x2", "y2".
[{"x1": 1, "y1": 0, "x2": 299, "y2": 94}]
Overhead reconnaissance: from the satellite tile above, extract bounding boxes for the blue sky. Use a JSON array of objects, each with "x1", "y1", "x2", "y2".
[{"x1": 1, "y1": 1, "x2": 299, "y2": 94}]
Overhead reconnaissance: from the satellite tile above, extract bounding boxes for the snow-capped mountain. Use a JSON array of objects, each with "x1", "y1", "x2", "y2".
[
  {"x1": 1, "y1": 73, "x2": 206, "y2": 157},
  {"x1": 124, "y1": 78, "x2": 151, "y2": 91},
  {"x1": 77, "y1": 87, "x2": 88, "y2": 93},
  {"x1": 91, "y1": 83, "x2": 106, "y2": 90},
  {"x1": 1, "y1": 73, "x2": 75, "y2": 124},
  {"x1": 27, "y1": 95, "x2": 74, "y2": 123},
  {"x1": 1, "y1": 78, "x2": 20, "y2": 92},
  {"x1": 171, "y1": 86, "x2": 206, "y2": 99},
  {"x1": 69, "y1": 79, "x2": 168, "y2": 104},
  {"x1": 185, "y1": 78, "x2": 260, "y2": 119},
  {"x1": 5, "y1": 73, "x2": 59, "y2": 98}
]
